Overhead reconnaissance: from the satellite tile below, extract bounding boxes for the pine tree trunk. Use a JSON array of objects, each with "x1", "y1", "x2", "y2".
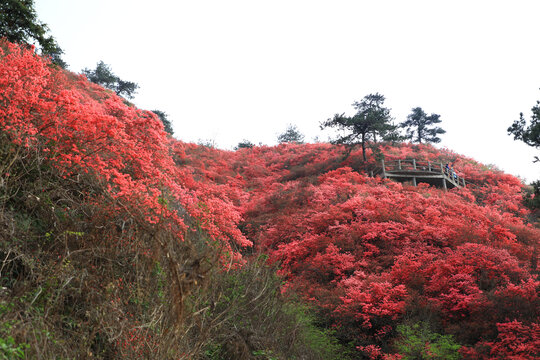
[{"x1": 361, "y1": 133, "x2": 367, "y2": 162}]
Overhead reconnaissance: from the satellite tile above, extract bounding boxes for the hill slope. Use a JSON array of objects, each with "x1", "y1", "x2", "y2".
[
  {"x1": 1, "y1": 41, "x2": 538, "y2": 359},
  {"x1": 176, "y1": 142, "x2": 539, "y2": 358}
]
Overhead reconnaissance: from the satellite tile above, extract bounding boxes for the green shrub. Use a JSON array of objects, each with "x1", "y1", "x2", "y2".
[
  {"x1": 395, "y1": 322, "x2": 461, "y2": 360},
  {"x1": 0, "y1": 303, "x2": 28, "y2": 359},
  {"x1": 181, "y1": 255, "x2": 352, "y2": 360}
]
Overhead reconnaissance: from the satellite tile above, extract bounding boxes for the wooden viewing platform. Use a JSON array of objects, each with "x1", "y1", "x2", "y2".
[{"x1": 380, "y1": 159, "x2": 466, "y2": 190}]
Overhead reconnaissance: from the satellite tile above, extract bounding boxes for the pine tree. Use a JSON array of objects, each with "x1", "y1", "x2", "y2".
[
  {"x1": 508, "y1": 95, "x2": 540, "y2": 163},
  {"x1": 401, "y1": 107, "x2": 446, "y2": 144},
  {"x1": 509, "y1": 93, "x2": 540, "y2": 212},
  {"x1": 0, "y1": 0, "x2": 66, "y2": 67},
  {"x1": 151, "y1": 110, "x2": 174, "y2": 135},
  {"x1": 82, "y1": 61, "x2": 139, "y2": 99},
  {"x1": 235, "y1": 139, "x2": 255, "y2": 150},
  {"x1": 278, "y1": 124, "x2": 305, "y2": 144},
  {"x1": 321, "y1": 93, "x2": 395, "y2": 161}
]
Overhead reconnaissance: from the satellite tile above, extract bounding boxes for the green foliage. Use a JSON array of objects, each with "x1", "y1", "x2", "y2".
[
  {"x1": 235, "y1": 139, "x2": 255, "y2": 150},
  {"x1": 189, "y1": 255, "x2": 352, "y2": 360},
  {"x1": 0, "y1": 336, "x2": 27, "y2": 359},
  {"x1": 523, "y1": 180, "x2": 540, "y2": 213},
  {"x1": 0, "y1": 303, "x2": 28, "y2": 359},
  {"x1": 277, "y1": 124, "x2": 305, "y2": 144},
  {"x1": 395, "y1": 322, "x2": 461, "y2": 360},
  {"x1": 509, "y1": 94, "x2": 540, "y2": 212},
  {"x1": 82, "y1": 61, "x2": 139, "y2": 99},
  {"x1": 286, "y1": 303, "x2": 352, "y2": 360},
  {"x1": 508, "y1": 93, "x2": 540, "y2": 163},
  {"x1": 321, "y1": 93, "x2": 396, "y2": 161},
  {"x1": 0, "y1": 0, "x2": 66, "y2": 67},
  {"x1": 204, "y1": 343, "x2": 223, "y2": 360},
  {"x1": 151, "y1": 110, "x2": 174, "y2": 135},
  {"x1": 401, "y1": 107, "x2": 446, "y2": 144},
  {"x1": 252, "y1": 349, "x2": 279, "y2": 359}
]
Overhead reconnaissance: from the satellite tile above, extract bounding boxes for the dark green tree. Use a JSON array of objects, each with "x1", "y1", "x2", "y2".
[
  {"x1": 235, "y1": 139, "x2": 255, "y2": 150},
  {"x1": 0, "y1": 0, "x2": 66, "y2": 67},
  {"x1": 82, "y1": 61, "x2": 139, "y2": 99},
  {"x1": 151, "y1": 110, "x2": 174, "y2": 135},
  {"x1": 114, "y1": 79, "x2": 138, "y2": 99},
  {"x1": 82, "y1": 61, "x2": 116, "y2": 88},
  {"x1": 508, "y1": 96, "x2": 540, "y2": 163},
  {"x1": 508, "y1": 94, "x2": 540, "y2": 212},
  {"x1": 523, "y1": 180, "x2": 540, "y2": 212},
  {"x1": 321, "y1": 93, "x2": 395, "y2": 161},
  {"x1": 278, "y1": 124, "x2": 305, "y2": 144},
  {"x1": 401, "y1": 107, "x2": 446, "y2": 144}
]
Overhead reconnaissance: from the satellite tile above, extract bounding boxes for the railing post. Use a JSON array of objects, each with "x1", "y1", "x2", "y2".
[
  {"x1": 398, "y1": 160, "x2": 401, "y2": 170},
  {"x1": 413, "y1": 159, "x2": 417, "y2": 170},
  {"x1": 428, "y1": 161, "x2": 431, "y2": 172},
  {"x1": 381, "y1": 159, "x2": 387, "y2": 179},
  {"x1": 462, "y1": 178, "x2": 466, "y2": 187}
]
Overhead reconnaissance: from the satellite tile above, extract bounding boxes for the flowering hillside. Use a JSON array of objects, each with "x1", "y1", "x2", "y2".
[
  {"x1": 0, "y1": 41, "x2": 273, "y2": 359},
  {"x1": 176, "y1": 142, "x2": 539, "y2": 359},
  {"x1": 1, "y1": 41, "x2": 538, "y2": 359}
]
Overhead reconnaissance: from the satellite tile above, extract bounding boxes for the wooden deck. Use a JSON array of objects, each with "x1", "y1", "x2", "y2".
[{"x1": 380, "y1": 159, "x2": 465, "y2": 190}]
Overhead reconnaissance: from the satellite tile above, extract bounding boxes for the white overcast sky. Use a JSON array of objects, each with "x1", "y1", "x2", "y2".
[{"x1": 34, "y1": 0, "x2": 539, "y2": 182}]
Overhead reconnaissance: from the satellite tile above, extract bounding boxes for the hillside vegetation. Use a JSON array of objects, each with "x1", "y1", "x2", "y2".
[{"x1": 1, "y1": 42, "x2": 539, "y2": 359}]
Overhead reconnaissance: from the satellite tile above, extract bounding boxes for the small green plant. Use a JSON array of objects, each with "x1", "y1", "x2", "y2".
[
  {"x1": 395, "y1": 322, "x2": 461, "y2": 360},
  {"x1": 285, "y1": 303, "x2": 352, "y2": 360},
  {"x1": 0, "y1": 303, "x2": 28, "y2": 359},
  {"x1": 152, "y1": 261, "x2": 166, "y2": 300},
  {"x1": 204, "y1": 343, "x2": 223, "y2": 360},
  {"x1": 0, "y1": 336, "x2": 28, "y2": 359},
  {"x1": 252, "y1": 349, "x2": 278, "y2": 359}
]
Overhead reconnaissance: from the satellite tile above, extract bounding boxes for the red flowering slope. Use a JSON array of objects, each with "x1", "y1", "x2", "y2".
[
  {"x1": 1, "y1": 40, "x2": 538, "y2": 359},
  {"x1": 175, "y1": 142, "x2": 539, "y2": 359},
  {"x1": 0, "y1": 41, "x2": 248, "y2": 254},
  {"x1": 2, "y1": 41, "x2": 351, "y2": 360},
  {"x1": 0, "y1": 41, "x2": 253, "y2": 358}
]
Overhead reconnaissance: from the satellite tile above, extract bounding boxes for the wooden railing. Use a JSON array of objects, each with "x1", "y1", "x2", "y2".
[{"x1": 381, "y1": 159, "x2": 467, "y2": 188}]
